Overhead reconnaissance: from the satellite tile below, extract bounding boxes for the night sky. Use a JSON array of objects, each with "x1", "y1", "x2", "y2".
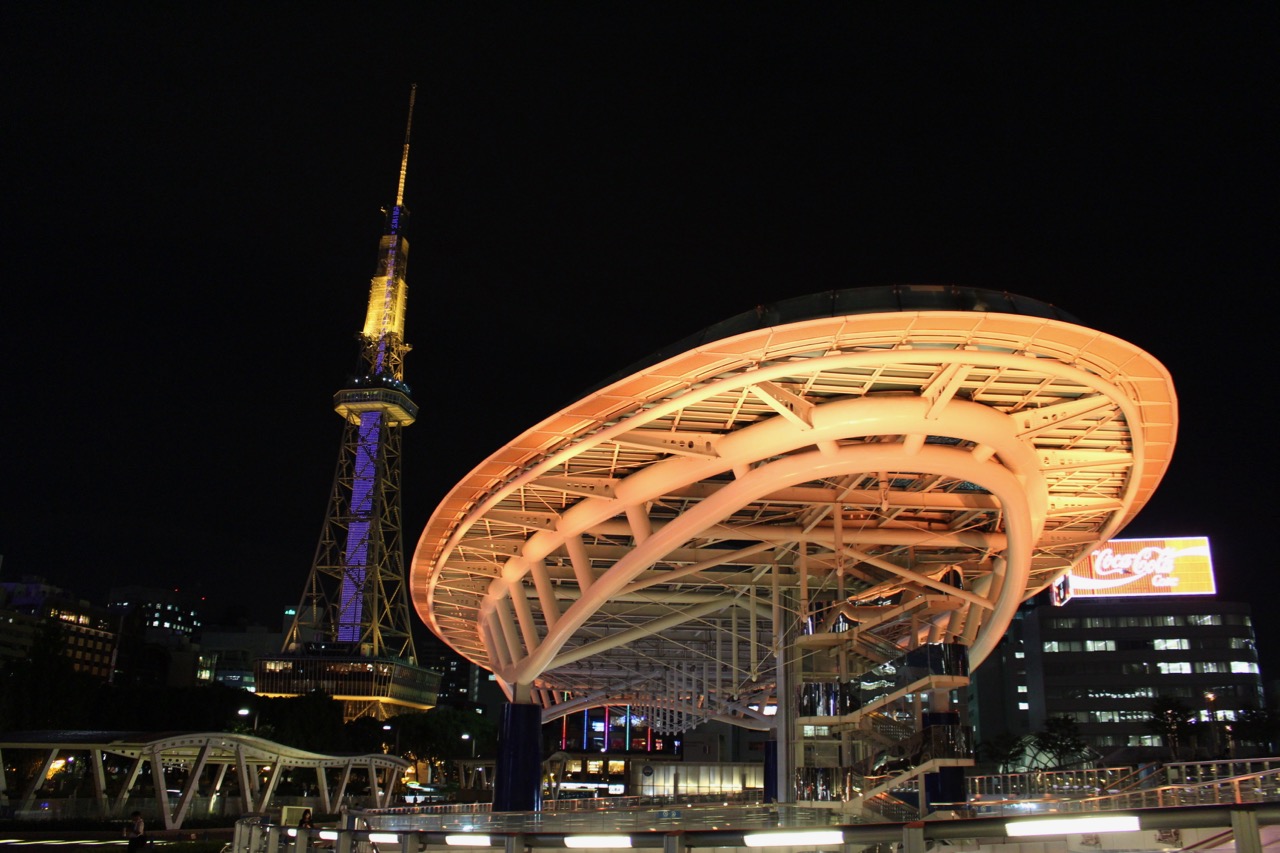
[{"x1": 2, "y1": 6, "x2": 1276, "y2": 667}]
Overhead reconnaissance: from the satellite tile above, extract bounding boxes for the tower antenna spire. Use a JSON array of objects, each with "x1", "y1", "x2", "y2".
[{"x1": 395, "y1": 83, "x2": 417, "y2": 208}]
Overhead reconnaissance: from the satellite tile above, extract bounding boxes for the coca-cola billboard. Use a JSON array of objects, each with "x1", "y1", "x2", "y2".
[{"x1": 1055, "y1": 536, "x2": 1215, "y2": 602}]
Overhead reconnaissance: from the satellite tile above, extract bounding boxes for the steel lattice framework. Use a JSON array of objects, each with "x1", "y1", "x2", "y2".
[
  {"x1": 409, "y1": 286, "x2": 1177, "y2": 733},
  {"x1": 259, "y1": 86, "x2": 435, "y2": 722}
]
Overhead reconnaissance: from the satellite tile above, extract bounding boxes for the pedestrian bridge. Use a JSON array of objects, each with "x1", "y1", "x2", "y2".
[{"x1": 0, "y1": 730, "x2": 408, "y2": 830}]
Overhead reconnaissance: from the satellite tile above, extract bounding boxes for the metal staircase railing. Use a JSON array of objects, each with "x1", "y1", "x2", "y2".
[
  {"x1": 795, "y1": 723, "x2": 974, "y2": 808},
  {"x1": 797, "y1": 642, "x2": 970, "y2": 723}
]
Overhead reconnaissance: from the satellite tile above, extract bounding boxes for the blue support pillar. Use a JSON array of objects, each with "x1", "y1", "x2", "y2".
[
  {"x1": 922, "y1": 711, "x2": 965, "y2": 810},
  {"x1": 763, "y1": 740, "x2": 778, "y2": 803},
  {"x1": 493, "y1": 703, "x2": 543, "y2": 811}
]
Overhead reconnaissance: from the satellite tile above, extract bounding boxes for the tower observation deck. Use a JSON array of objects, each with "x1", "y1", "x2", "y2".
[
  {"x1": 409, "y1": 285, "x2": 1176, "y2": 811},
  {"x1": 256, "y1": 86, "x2": 438, "y2": 722}
]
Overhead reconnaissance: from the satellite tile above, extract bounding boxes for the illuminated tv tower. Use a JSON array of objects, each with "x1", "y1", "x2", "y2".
[{"x1": 257, "y1": 85, "x2": 438, "y2": 722}]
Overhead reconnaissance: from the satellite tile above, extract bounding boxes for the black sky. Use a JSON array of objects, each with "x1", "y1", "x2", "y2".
[{"x1": 1, "y1": 4, "x2": 1276, "y2": 664}]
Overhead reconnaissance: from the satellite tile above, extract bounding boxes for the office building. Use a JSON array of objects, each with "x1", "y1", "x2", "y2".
[{"x1": 970, "y1": 536, "x2": 1264, "y2": 764}]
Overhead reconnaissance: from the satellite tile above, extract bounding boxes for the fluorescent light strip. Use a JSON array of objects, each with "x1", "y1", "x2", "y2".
[
  {"x1": 564, "y1": 835, "x2": 633, "y2": 848},
  {"x1": 370, "y1": 833, "x2": 400, "y2": 844},
  {"x1": 743, "y1": 830, "x2": 845, "y2": 847},
  {"x1": 1006, "y1": 816, "x2": 1140, "y2": 837},
  {"x1": 319, "y1": 830, "x2": 340, "y2": 841},
  {"x1": 446, "y1": 835, "x2": 493, "y2": 846}
]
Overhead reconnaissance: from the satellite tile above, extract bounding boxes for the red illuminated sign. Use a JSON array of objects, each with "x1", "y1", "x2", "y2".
[{"x1": 1055, "y1": 536, "x2": 1215, "y2": 602}]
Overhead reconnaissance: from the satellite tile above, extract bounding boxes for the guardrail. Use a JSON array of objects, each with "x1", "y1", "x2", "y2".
[
  {"x1": 226, "y1": 802, "x2": 1280, "y2": 853},
  {"x1": 968, "y1": 767, "x2": 1280, "y2": 818}
]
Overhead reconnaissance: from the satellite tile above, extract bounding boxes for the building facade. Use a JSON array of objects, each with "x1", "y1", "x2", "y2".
[
  {"x1": 0, "y1": 576, "x2": 118, "y2": 681},
  {"x1": 1029, "y1": 596, "x2": 1261, "y2": 757},
  {"x1": 970, "y1": 591, "x2": 1264, "y2": 765}
]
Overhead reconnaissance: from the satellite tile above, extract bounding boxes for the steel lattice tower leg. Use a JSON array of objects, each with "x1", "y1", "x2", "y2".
[{"x1": 289, "y1": 411, "x2": 415, "y2": 663}]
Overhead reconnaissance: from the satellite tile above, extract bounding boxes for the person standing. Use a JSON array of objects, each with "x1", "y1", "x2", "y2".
[{"x1": 125, "y1": 811, "x2": 146, "y2": 852}]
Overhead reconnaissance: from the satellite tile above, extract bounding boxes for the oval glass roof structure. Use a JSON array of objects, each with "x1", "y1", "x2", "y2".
[{"x1": 409, "y1": 285, "x2": 1177, "y2": 730}]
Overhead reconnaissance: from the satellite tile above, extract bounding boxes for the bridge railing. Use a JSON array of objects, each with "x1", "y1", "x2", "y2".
[
  {"x1": 968, "y1": 766, "x2": 1280, "y2": 817},
  {"x1": 227, "y1": 800, "x2": 1280, "y2": 853}
]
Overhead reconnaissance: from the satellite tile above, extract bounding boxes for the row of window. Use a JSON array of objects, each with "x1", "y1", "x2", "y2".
[
  {"x1": 1067, "y1": 735, "x2": 1172, "y2": 748},
  {"x1": 71, "y1": 660, "x2": 110, "y2": 678},
  {"x1": 1046, "y1": 614, "x2": 1251, "y2": 629},
  {"x1": 1055, "y1": 709, "x2": 1242, "y2": 725},
  {"x1": 52, "y1": 609, "x2": 104, "y2": 628},
  {"x1": 1072, "y1": 735, "x2": 1166, "y2": 748},
  {"x1": 150, "y1": 619, "x2": 195, "y2": 633},
  {"x1": 1045, "y1": 684, "x2": 1262, "y2": 701},
  {"x1": 1044, "y1": 660, "x2": 1259, "y2": 675},
  {"x1": 68, "y1": 635, "x2": 112, "y2": 651},
  {"x1": 1043, "y1": 638, "x2": 1254, "y2": 653}
]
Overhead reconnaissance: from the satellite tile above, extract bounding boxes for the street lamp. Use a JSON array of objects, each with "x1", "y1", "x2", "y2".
[
  {"x1": 238, "y1": 707, "x2": 259, "y2": 732},
  {"x1": 462, "y1": 733, "x2": 476, "y2": 758},
  {"x1": 383, "y1": 724, "x2": 401, "y2": 755},
  {"x1": 1205, "y1": 692, "x2": 1220, "y2": 757}
]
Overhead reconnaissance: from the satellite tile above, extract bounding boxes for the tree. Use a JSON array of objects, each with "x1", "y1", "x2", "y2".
[
  {"x1": 1028, "y1": 716, "x2": 1089, "y2": 769},
  {"x1": 1146, "y1": 696, "x2": 1195, "y2": 761},
  {"x1": 264, "y1": 691, "x2": 345, "y2": 751},
  {"x1": 1229, "y1": 708, "x2": 1279, "y2": 756},
  {"x1": 978, "y1": 731, "x2": 1029, "y2": 774},
  {"x1": 345, "y1": 714, "x2": 391, "y2": 754},
  {"x1": 0, "y1": 620, "x2": 99, "y2": 731},
  {"x1": 381, "y1": 707, "x2": 499, "y2": 789}
]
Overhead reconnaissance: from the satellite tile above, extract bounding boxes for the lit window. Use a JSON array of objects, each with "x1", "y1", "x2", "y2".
[{"x1": 1018, "y1": 702, "x2": 1029, "y2": 710}]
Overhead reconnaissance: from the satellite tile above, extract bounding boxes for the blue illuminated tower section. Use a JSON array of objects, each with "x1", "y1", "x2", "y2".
[{"x1": 259, "y1": 85, "x2": 437, "y2": 722}]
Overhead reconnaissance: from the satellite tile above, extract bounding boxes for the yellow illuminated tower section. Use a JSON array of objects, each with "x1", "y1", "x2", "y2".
[{"x1": 257, "y1": 85, "x2": 438, "y2": 721}]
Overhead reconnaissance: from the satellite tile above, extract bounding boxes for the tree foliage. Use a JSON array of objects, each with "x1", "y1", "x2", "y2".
[
  {"x1": 0, "y1": 621, "x2": 101, "y2": 731},
  {"x1": 1229, "y1": 708, "x2": 1279, "y2": 755},
  {"x1": 1027, "y1": 716, "x2": 1090, "y2": 769},
  {"x1": 1146, "y1": 696, "x2": 1195, "y2": 760},
  {"x1": 978, "y1": 730, "x2": 1028, "y2": 774},
  {"x1": 262, "y1": 691, "x2": 346, "y2": 752},
  {"x1": 380, "y1": 707, "x2": 499, "y2": 789}
]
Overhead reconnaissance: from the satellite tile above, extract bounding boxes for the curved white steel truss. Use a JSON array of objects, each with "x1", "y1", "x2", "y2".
[
  {"x1": 410, "y1": 289, "x2": 1176, "y2": 732},
  {"x1": 0, "y1": 731, "x2": 409, "y2": 829}
]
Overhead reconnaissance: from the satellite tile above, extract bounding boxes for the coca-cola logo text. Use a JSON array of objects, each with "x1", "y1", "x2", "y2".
[{"x1": 1089, "y1": 546, "x2": 1178, "y2": 587}]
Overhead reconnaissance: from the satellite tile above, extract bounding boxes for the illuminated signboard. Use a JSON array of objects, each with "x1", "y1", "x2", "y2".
[{"x1": 1054, "y1": 536, "x2": 1215, "y2": 603}]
